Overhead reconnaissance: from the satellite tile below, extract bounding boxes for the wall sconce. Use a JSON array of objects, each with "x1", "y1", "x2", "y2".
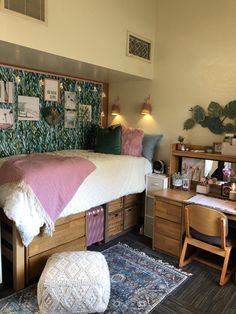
[
  {"x1": 111, "y1": 97, "x2": 120, "y2": 116},
  {"x1": 141, "y1": 96, "x2": 152, "y2": 115}
]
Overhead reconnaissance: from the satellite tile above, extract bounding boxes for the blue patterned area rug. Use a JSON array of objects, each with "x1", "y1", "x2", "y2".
[{"x1": 0, "y1": 243, "x2": 191, "y2": 313}]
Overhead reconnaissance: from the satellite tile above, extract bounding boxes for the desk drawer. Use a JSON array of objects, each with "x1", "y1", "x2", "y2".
[
  {"x1": 154, "y1": 233, "x2": 180, "y2": 256},
  {"x1": 155, "y1": 200, "x2": 182, "y2": 223},
  {"x1": 155, "y1": 217, "x2": 181, "y2": 240}
]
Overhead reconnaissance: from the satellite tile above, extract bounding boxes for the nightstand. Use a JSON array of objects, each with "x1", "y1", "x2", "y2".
[{"x1": 144, "y1": 173, "x2": 168, "y2": 238}]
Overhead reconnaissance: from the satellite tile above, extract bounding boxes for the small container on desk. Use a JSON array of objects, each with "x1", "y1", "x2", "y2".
[{"x1": 229, "y1": 183, "x2": 236, "y2": 201}]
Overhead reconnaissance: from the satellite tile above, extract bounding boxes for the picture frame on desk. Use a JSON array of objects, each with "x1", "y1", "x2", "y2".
[
  {"x1": 221, "y1": 182, "x2": 231, "y2": 198},
  {"x1": 213, "y1": 142, "x2": 222, "y2": 153}
]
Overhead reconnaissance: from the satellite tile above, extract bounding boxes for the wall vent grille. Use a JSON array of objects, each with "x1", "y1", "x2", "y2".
[
  {"x1": 127, "y1": 32, "x2": 152, "y2": 62},
  {"x1": 4, "y1": 0, "x2": 45, "y2": 22}
]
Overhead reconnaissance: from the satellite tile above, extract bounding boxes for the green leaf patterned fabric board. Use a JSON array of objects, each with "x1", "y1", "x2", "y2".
[{"x1": 0, "y1": 66, "x2": 102, "y2": 156}]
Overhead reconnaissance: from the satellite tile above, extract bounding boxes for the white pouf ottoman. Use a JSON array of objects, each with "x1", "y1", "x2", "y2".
[{"x1": 37, "y1": 251, "x2": 110, "y2": 314}]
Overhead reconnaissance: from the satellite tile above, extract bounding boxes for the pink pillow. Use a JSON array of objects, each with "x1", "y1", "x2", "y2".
[{"x1": 121, "y1": 126, "x2": 144, "y2": 156}]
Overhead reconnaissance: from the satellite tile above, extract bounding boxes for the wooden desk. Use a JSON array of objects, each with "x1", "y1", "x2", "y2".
[{"x1": 153, "y1": 189, "x2": 236, "y2": 257}]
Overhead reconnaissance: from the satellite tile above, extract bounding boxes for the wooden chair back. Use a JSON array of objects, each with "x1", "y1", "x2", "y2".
[{"x1": 185, "y1": 204, "x2": 228, "y2": 249}]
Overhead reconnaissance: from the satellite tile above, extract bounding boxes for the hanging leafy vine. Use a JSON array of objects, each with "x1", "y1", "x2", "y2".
[{"x1": 183, "y1": 101, "x2": 236, "y2": 134}]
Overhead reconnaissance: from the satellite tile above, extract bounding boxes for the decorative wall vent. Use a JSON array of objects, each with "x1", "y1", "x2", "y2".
[
  {"x1": 3, "y1": 0, "x2": 45, "y2": 22},
  {"x1": 127, "y1": 32, "x2": 152, "y2": 62}
]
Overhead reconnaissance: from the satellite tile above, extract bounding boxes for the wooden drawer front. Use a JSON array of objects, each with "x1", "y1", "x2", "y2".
[
  {"x1": 124, "y1": 194, "x2": 140, "y2": 208},
  {"x1": 154, "y1": 233, "x2": 180, "y2": 256},
  {"x1": 108, "y1": 210, "x2": 123, "y2": 237},
  {"x1": 107, "y1": 198, "x2": 123, "y2": 213},
  {"x1": 28, "y1": 215, "x2": 85, "y2": 257},
  {"x1": 155, "y1": 217, "x2": 181, "y2": 240},
  {"x1": 155, "y1": 201, "x2": 181, "y2": 223},
  {"x1": 55, "y1": 212, "x2": 85, "y2": 227},
  {"x1": 27, "y1": 236, "x2": 86, "y2": 281},
  {"x1": 124, "y1": 206, "x2": 138, "y2": 230}
]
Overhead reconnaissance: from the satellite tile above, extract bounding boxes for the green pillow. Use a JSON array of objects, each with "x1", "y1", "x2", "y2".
[
  {"x1": 94, "y1": 125, "x2": 121, "y2": 154},
  {"x1": 142, "y1": 134, "x2": 163, "y2": 162}
]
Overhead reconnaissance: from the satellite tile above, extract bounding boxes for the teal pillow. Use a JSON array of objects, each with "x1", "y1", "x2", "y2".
[
  {"x1": 94, "y1": 125, "x2": 121, "y2": 155},
  {"x1": 142, "y1": 134, "x2": 163, "y2": 161}
]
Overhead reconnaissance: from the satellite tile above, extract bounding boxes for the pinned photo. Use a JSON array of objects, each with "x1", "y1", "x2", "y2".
[
  {"x1": 0, "y1": 108, "x2": 14, "y2": 129},
  {"x1": 0, "y1": 81, "x2": 14, "y2": 103},
  {"x1": 65, "y1": 91, "x2": 76, "y2": 110},
  {"x1": 18, "y1": 96, "x2": 40, "y2": 121}
]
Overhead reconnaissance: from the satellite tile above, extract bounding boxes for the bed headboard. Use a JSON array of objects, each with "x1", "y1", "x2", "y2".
[{"x1": 0, "y1": 65, "x2": 103, "y2": 157}]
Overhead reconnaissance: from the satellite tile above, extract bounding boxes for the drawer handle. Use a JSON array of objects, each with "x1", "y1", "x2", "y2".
[
  {"x1": 115, "y1": 213, "x2": 119, "y2": 217},
  {"x1": 152, "y1": 183, "x2": 161, "y2": 186}
]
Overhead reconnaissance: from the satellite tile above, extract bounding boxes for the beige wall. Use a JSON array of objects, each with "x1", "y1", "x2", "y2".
[
  {"x1": 0, "y1": 0, "x2": 156, "y2": 79},
  {"x1": 109, "y1": 0, "x2": 236, "y2": 163}
]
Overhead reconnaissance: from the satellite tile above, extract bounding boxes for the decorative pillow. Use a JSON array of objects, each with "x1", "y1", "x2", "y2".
[
  {"x1": 94, "y1": 125, "x2": 121, "y2": 155},
  {"x1": 142, "y1": 134, "x2": 163, "y2": 162},
  {"x1": 121, "y1": 126, "x2": 144, "y2": 157}
]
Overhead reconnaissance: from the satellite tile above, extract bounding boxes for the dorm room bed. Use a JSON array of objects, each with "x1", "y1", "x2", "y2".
[{"x1": 0, "y1": 150, "x2": 152, "y2": 290}]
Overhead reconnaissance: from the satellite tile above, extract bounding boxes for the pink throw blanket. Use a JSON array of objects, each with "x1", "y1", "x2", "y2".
[{"x1": 0, "y1": 154, "x2": 96, "y2": 223}]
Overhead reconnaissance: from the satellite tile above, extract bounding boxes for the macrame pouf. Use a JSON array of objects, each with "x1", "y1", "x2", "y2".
[{"x1": 37, "y1": 251, "x2": 110, "y2": 314}]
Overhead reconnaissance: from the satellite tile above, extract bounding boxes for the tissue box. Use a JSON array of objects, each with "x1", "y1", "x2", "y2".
[
  {"x1": 221, "y1": 142, "x2": 236, "y2": 156},
  {"x1": 196, "y1": 184, "x2": 210, "y2": 194}
]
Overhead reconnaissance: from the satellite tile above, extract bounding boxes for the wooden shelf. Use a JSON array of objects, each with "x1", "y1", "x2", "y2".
[{"x1": 172, "y1": 148, "x2": 236, "y2": 162}]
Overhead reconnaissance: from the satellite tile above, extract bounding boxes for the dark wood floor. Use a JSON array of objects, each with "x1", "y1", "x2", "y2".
[{"x1": 1, "y1": 230, "x2": 236, "y2": 313}]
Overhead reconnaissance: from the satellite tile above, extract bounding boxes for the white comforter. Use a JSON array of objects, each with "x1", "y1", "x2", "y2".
[{"x1": 0, "y1": 150, "x2": 152, "y2": 246}]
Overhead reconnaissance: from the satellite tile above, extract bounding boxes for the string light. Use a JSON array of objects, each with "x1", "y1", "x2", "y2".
[{"x1": 15, "y1": 76, "x2": 21, "y2": 84}]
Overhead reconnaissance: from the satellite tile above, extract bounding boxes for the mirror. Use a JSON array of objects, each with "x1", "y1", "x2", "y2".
[
  {"x1": 204, "y1": 160, "x2": 236, "y2": 182},
  {"x1": 181, "y1": 157, "x2": 236, "y2": 183}
]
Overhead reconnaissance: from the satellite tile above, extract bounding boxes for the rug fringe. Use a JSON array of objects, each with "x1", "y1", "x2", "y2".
[{"x1": 118, "y1": 242, "x2": 192, "y2": 277}]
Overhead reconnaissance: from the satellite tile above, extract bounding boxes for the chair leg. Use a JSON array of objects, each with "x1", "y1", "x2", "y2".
[
  {"x1": 179, "y1": 238, "x2": 199, "y2": 268},
  {"x1": 179, "y1": 239, "x2": 188, "y2": 267},
  {"x1": 219, "y1": 249, "x2": 231, "y2": 286}
]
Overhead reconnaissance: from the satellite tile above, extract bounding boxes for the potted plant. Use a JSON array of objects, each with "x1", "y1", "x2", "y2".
[{"x1": 177, "y1": 136, "x2": 185, "y2": 150}]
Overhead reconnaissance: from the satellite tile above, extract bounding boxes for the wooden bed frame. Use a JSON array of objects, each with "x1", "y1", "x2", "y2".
[
  {"x1": 1, "y1": 193, "x2": 142, "y2": 291},
  {"x1": 1, "y1": 210, "x2": 86, "y2": 291}
]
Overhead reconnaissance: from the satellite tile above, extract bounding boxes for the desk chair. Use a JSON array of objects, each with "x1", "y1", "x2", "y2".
[{"x1": 179, "y1": 204, "x2": 235, "y2": 286}]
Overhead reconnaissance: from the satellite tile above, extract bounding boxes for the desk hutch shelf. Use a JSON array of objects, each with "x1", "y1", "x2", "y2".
[{"x1": 169, "y1": 144, "x2": 236, "y2": 179}]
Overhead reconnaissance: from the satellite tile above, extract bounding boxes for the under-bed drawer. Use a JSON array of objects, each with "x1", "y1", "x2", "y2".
[
  {"x1": 124, "y1": 205, "x2": 139, "y2": 230},
  {"x1": 108, "y1": 210, "x2": 123, "y2": 237},
  {"x1": 123, "y1": 193, "x2": 140, "y2": 208},
  {"x1": 107, "y1": 198, "x2": 123, "y2": 213},
  {"x1": 27, "y1": 236, "x2": 86, "y2": 281},
  {"x1": 28, "y1": 212, "x2": 85, "y2": 257}
]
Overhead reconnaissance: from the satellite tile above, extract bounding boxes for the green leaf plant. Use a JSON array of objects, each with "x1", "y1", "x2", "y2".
[{"x1": 183, "y1": 101, "x2": 236, "y2": 134}]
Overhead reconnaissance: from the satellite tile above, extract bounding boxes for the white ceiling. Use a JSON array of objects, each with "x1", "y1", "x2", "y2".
[{"x1": 0, "y1": 40, "x2": 142, "y2": 84}]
